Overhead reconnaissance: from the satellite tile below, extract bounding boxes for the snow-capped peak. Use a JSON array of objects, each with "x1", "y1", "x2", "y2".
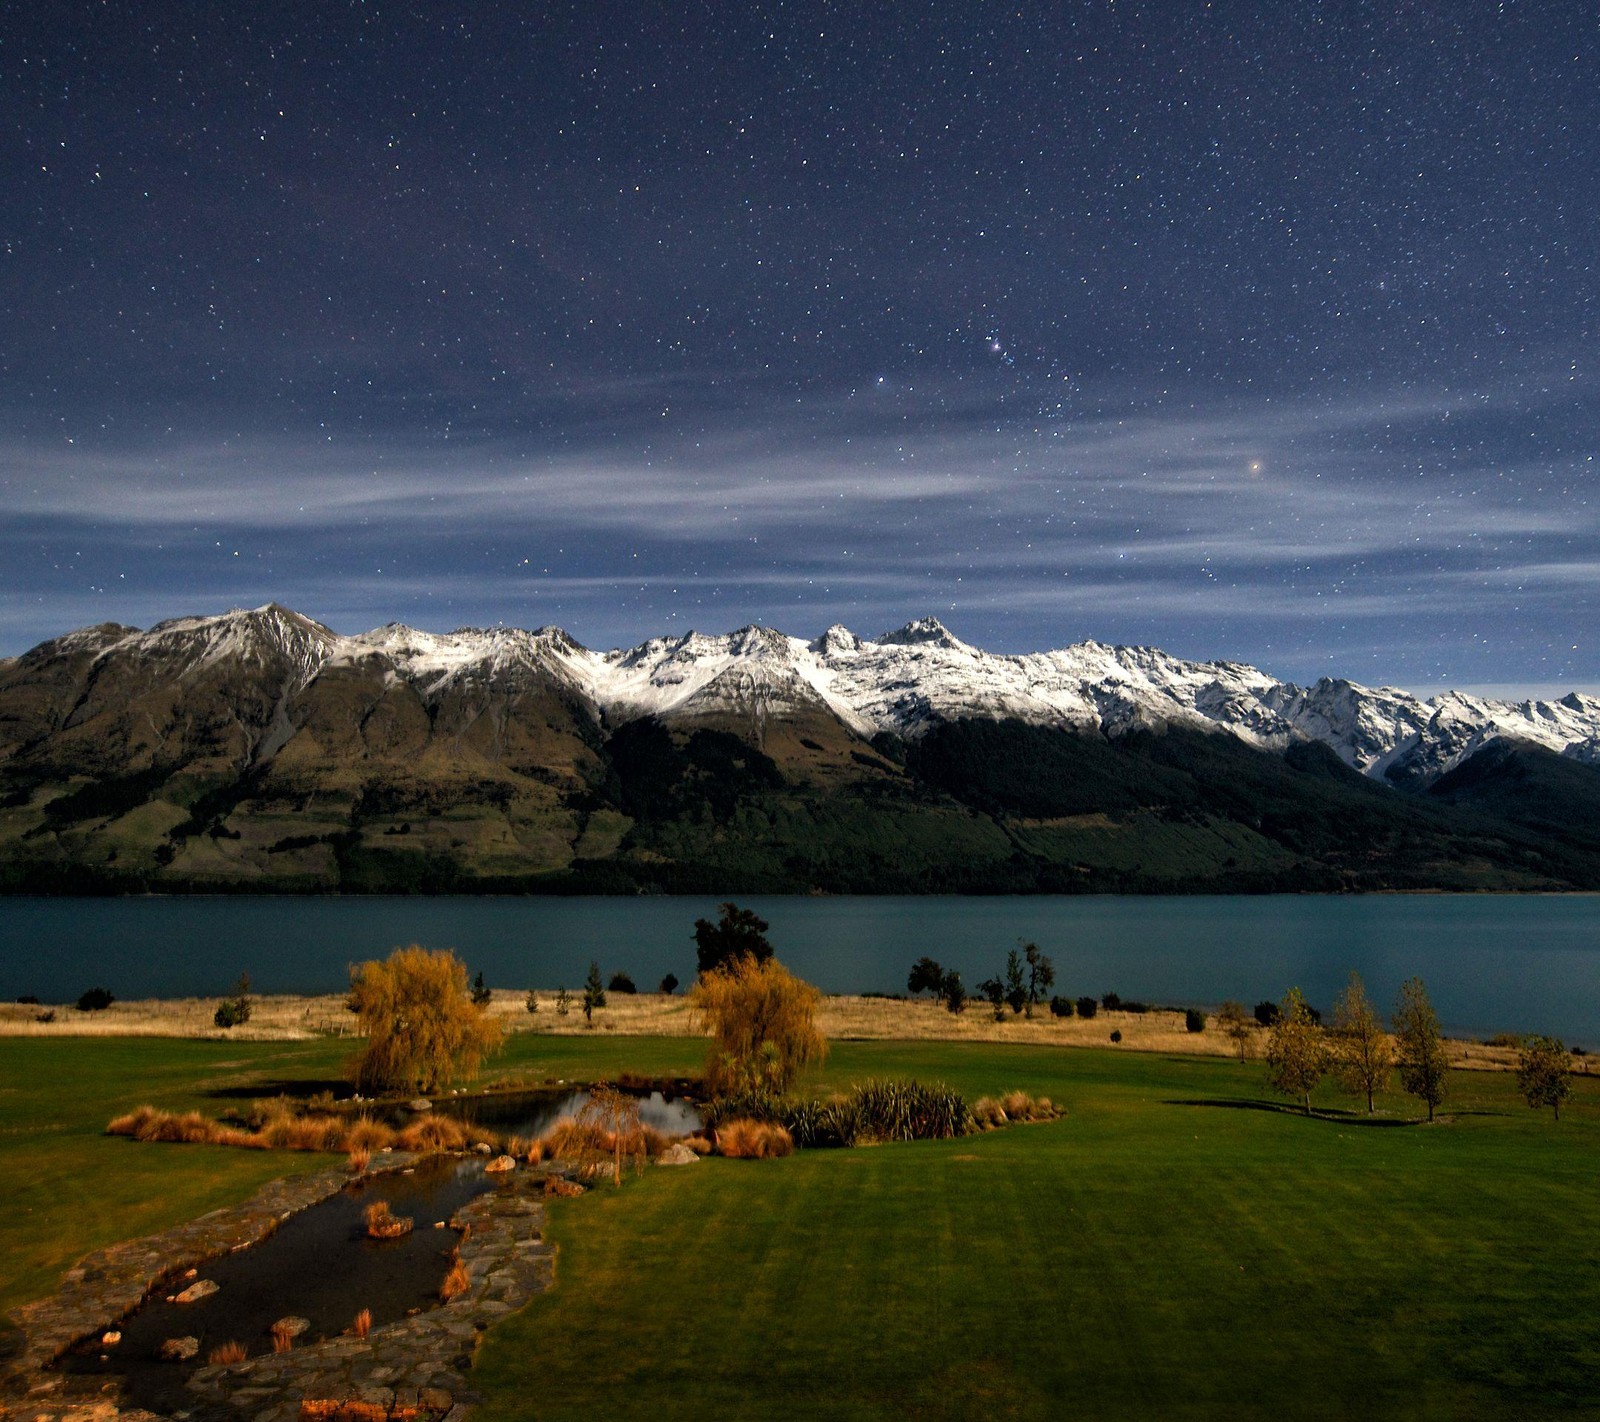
[{"x1": 19, "y1": 605, "x2": 1600, "y2": 786}]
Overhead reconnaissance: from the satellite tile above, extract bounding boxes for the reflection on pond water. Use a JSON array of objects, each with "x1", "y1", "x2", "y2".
[
  {"x1": 64, "y1": 1158, "x2": 495, "y2": 1414},
  {"x1": 440, "y1": 1089, "x2": 702, "y2": 1139}
]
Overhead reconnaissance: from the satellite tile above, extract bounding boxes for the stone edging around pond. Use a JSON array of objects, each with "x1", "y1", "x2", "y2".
[
  {"x1": 1, "y1": 1153, "x2": 557, "y2": 1422},
  {"x1": 183, "y1": 1183, "x2": 552, "y2": 1422},
  {"x1": 4, "y1": 1157, "x2": 427, "y2": 1397}
]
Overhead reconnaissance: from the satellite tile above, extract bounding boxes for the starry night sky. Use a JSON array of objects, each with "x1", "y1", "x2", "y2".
[{"x1": 4, "y1": 2, "x2": 1598, "y2": 693}]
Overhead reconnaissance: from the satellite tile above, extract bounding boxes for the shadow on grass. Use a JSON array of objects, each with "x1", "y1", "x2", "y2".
[
  {"x1": 205, "y1": 1079, "x2": 353, "y2": 1101},
  {"x1": 1164, "y1": 1097, "x2": 1420, "y2": 1127}
]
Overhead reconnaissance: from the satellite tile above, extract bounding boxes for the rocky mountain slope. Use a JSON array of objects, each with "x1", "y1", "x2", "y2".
[{"x1": 1, "y1": 604, "x2": 1598, "y2": 894}]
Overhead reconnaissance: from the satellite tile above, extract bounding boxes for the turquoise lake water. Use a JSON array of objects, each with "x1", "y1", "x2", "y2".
[{"x1": 2, "y1": 894, "x2": 1599, "y2": 1044}]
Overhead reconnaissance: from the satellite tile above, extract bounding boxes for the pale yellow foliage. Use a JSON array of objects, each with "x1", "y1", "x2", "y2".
[
  {"x1": 689, "y1": 956, "x2": 826, "y2": 1093},
  {"x1": 347, "y1": 945, "x2": 502, "y2": 1094}
]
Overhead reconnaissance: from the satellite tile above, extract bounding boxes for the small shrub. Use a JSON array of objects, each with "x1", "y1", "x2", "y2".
[
  {"x1": 1110, "y1": 1030, "x2": 1122, "y2": 1044},
  {"x1": 351, "y1": 1309, "x2": 372, "y2": 1339},
  {"x1": 1185, "y1": 1008, "x2": 1206, "y2": 1033},
  {"x1": 607, "y1": 972, "x2": 637, "y2": 995},
  {"x1": 702, "y1": 1089, "x2": 787, "y2": 1129},
  {"x1": 850, "y1": 1079, "x2": 971, "y2": 1142},
  {"x1": 35, "y1": 1010, "x2": 55, "y2": 1024},
  {"x1": 1101, "y1": 992, "x2": 1122, "y2": 1012},
  {"x1": 1049, "y1": 996, "x2": 1074, "y2": 1018},
  {"x1": 716, "y1": 1119, "x2": 794, "y2": 1158},
  {"x1": 76, "y1": 987, "x2": 114, "y2": 1012},
  {"x1": 658, "y1": 973, "x2": 679, "y2": 995},
  {"x1": 524, "y1": 991, "x2": 539, "y2": 1014},
  {"x1": 1075, "y1": 996, "x2": 1098, "y2": 1019},
  {"x1": 1254, "y1": 1000, "x2": 1281, "y2": 1027},
  {"x1": 213, "y1": 973, "x2": 252, "y2": 1028},
  {"x1": 15, "y1": 994, "x2": 39, "y2": 1005},
  {"x1": 208, "y1": 1340, "x2": 248, "y2": 1365}
]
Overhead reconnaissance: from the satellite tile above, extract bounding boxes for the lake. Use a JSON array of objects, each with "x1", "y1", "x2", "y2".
[{"x1": 2, "y1": 894, "x2": 1598, "y2": 1045}]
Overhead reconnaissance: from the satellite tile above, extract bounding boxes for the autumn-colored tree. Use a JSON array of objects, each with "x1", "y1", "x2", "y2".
[
  {"x1": 1393, "y1": 976, "x2": 1448, "y2": 1122},
  {"x1": 690, "y1": 955, "x2": 825, "y2": 1094},
  {"x1": 1216, "y1": 1000, "x2": 1251, "y2": 1062},
  {"x1": 1265, "y1": 987, "x2": 1328, "y2": 1115},
  {"x1": 347, "y1": 946, "x2": 502, "y2": 1094},
  {"x1": 1331, "y1": 972, "x2": 1389, "y2": 1114},
  {"x1": 1516, "y1": 1035, "x2": 1574, "y2": 1121}
]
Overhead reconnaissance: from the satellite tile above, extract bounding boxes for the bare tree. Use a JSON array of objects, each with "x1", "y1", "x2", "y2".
[
  {"x1": 1216, "y1": 1000, "x2": 1251, "y2": 1063},
  {"x1": 577, "y1": 1085, "x2": 644, "y2": 1186},
  {"x1": 1331, "y1": 972, "x2": 1389, "y2": 1114},
  {"x1": 1393, "y1": 976, "x2": 1448, "y2": 1122},
  {"x1": 1265, "y1": 987, "x2": 1327, "y2": 1115}
]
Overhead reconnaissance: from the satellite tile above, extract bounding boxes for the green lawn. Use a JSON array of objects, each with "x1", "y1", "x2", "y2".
[{"x1": 3, "y1": 1036, "x2": 1598, "y2": 1420}]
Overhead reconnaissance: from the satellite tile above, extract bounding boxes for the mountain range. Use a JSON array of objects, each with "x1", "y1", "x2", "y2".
[{"x1": 2, "y1": 603, "x2": 1599, "y2": 894}]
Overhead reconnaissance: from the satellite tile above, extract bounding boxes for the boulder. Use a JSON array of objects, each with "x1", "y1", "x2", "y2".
[
  {"x1": 157, "y1": 1336, "x2": 200, "y2": 1362},
  {"x1": 473, "y1": 1142, "x2": 493, "y2": 1155},
  {"x1": 173, "y1": 1279, "x2": 219, "y2": 1304},
  {"x1": 407, "y1": 1098, "x2": 432, "y2": 1112},
  {"x1": 483, "y1": 1155, "x2": 517, "y2": 1173},
  {"x1": 419, "y1": 1387, "x2": 455, "y2": 1413},
  {"x1": 656, "y1": 1143, "x2": 699, "y2": 1166},
  {"x1": 269, "y1": 1316, "x2": 310, "y2": 1339}
]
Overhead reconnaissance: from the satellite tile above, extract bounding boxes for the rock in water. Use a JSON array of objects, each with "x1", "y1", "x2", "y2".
[
  {"x1": 173, "y1": 1279, "x2": 219, "y2": 1304},
  {"x1": 483, "y1": 1154, "x2": 517, "y2": 1173}
]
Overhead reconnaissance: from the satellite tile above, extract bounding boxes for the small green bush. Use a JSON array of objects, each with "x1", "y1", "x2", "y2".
[
  {"x1": 1049, "y1": 996, "x2": 1074, "y2": 1018},
  {"x1": 1185, "y1": 1008, "x2": 1205, "y2": 1033},
  {"x1": 1076, "y1": 996, "x2": 1098, "y2": 1019},
  {"x1": 76, "y1": 987, "x2": 114, "y2": 1012},
  {"x1": 608, "y1": 972, "x2": 638, "y2": 994}
]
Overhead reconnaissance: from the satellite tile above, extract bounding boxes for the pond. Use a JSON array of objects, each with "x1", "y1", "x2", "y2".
[
  {"x1": 63, "y1": 1158, "x2": 495, "y2": 1415},
  {"x1": 439, "y1": 1088, "x2": 702, "y2": 1140}
]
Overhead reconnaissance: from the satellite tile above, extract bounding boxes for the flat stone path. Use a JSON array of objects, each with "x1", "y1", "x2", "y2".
[{"x1": 1, "y1": 1158, "x2": 556, "y2": 1422}]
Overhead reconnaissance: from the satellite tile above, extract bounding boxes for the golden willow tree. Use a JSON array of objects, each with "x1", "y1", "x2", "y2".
[
  {"x1": 690, "y1": 955, "x2": 826, "y2": 1095},
  {"x1": 347, "y1": 946, "x2": 503, "y2": 1094}
]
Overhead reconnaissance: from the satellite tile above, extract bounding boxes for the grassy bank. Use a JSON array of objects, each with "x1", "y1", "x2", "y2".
[{"x1": 4, "y1": 1036, "x2": 1597, "y2": 1419}]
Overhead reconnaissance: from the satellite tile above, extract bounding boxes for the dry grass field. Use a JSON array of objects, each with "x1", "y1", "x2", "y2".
[{"x1": 0, "y1": 987, "x2": 1565, "y2": 1073}]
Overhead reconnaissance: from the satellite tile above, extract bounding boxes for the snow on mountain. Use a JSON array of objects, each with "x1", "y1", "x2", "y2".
[
  {"x1": 86, "y1": 604, "x2": 337, "y2": 688},
  {"x1": 38, "y1": 607, "x2": 1600, "y2": 785}
]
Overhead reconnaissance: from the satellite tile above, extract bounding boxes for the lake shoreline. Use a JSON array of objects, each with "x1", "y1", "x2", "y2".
[{"x1": 0, "y1": 988, "x2": 1565, "y2": 1075}]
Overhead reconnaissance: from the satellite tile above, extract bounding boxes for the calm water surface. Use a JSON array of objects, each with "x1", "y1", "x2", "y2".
[{"x1": 2, "y1": 894, "x2": 1599, "y2": 1044}]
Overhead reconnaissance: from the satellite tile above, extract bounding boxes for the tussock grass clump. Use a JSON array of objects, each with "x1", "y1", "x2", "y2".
[
  {"x1": 346, "y1": 1147, "x2": 371, "y2": 1174},
  {"x1": 973, "y1": 1092, "x2": 1060, "y2": 1129},
  {"x1": 715, "y1": 1119, "x2": 794, "y2": 1158},
  {"x1": 260, "y1": 1113, "x2": 347, "y2": 1152},
  {"x1": 106, "y1": 1105, "x2": 259, "y2": 1148},
  {"x1": 363, "y1": 1201, "x2": 414, "y2": 1239},
  {"x1": 393, "y1": 1115, "x2": 472, "y2": 1153},
  {"x1": 270, "y1": 1321, "x2": 297, "y2": 1354},
  {"x1": 351, "y1": 1308, "x2": 372, "y2": 1339},
  {"x1": 440, "y1": 1255, "x2": 472, "y2": 1301},
  {"x1": 208, "y1": 1340, "x2": 248, "y2": 1365},
  {"x1": 343, "y1": 1118, "x2": 395, "y2": 1152}
]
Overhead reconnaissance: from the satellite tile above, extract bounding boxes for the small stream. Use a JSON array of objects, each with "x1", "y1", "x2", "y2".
[{"x1": 63, "y1": 1158, "x2": 496, "y2": 1414}]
